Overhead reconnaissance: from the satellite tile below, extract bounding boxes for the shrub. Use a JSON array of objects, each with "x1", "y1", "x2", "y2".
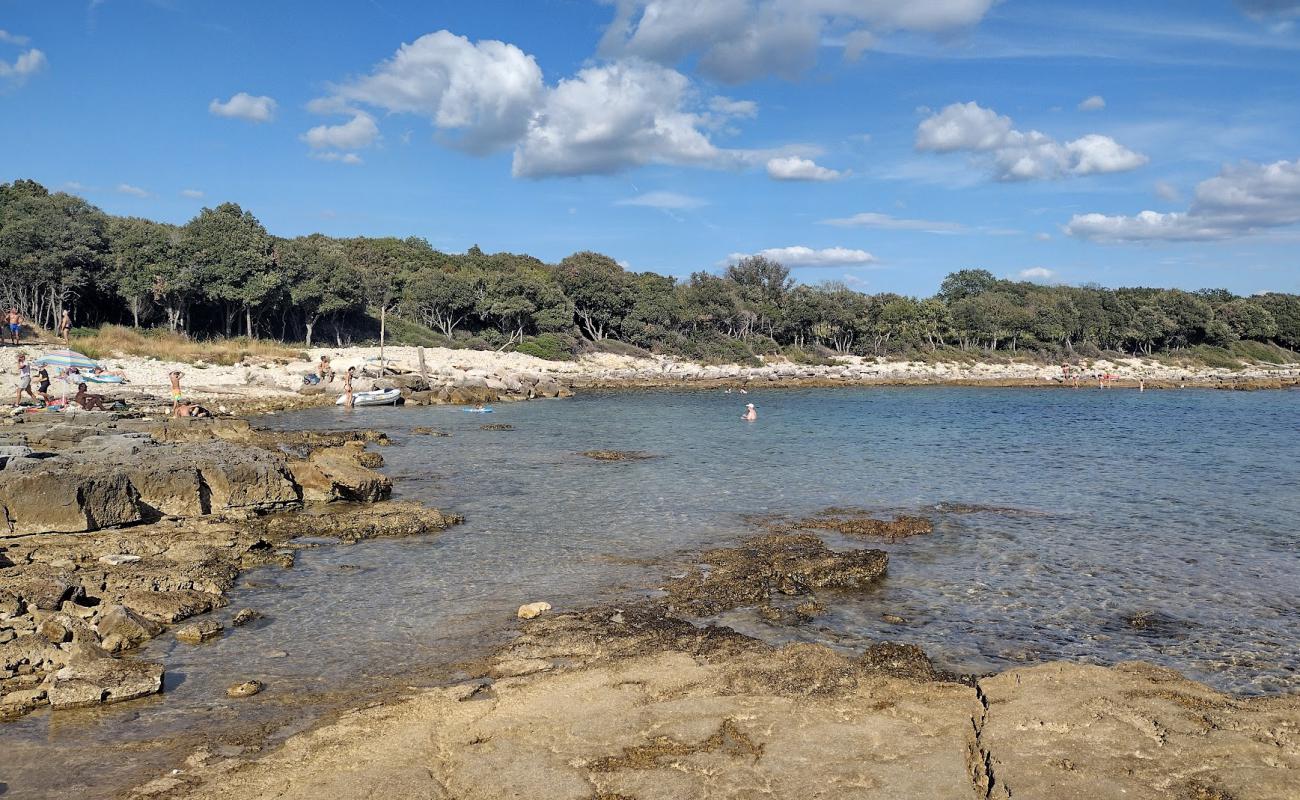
[{"x1": 515, "y1": 333, "x2": 578, "y2": 361}]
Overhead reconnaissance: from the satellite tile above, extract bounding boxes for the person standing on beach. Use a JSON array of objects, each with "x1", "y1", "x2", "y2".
[
  {"x1": 14, "y1": 353, "x2": 36, "y2": 404},
  {"x1": 742, "y1": 402, "x2": 757, "y2": 421},
  {"x1": 59, "y1": 310, "x2": 72, "y2": 345},
  {"x1": 343, "y1": 367, "x2": 355, "y2": 409},
  {"x1": 36, "y1": 364, "x2": 50, "y2": 403},
  {"x1": 169, "y1": 370, "x2": 183, "y2": 413},
  {"x1": 6, "y1": 308, "x2": 21, "y2": 346}
]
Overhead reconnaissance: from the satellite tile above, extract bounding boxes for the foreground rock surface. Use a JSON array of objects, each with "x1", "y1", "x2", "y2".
[{"x1": 164, "y1": 606, "x2": 1300, "y2": 800}]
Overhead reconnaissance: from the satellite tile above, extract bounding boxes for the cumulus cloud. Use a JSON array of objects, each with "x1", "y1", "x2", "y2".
[
  {"x1": 915, "y1": 101, "x2": 1147, "y2": 181},
  {"x1": 599, "y1": 0, "x2": 997, "y2": 82},
  {"x1": 616, "y1": 190, "x2": 707, "y2": 209},
  {"x1": 1065, "y1": 158, "x2": 1300, "y2": 242},
  {"x1": 310, "y1": 152, "x2": 364, "y2": 165},
  {"x1": 766, "y1": 156, "x2": 843, "y2": 182},
  {"x1": 729, "y1": 246, "x2": 877, "y2": 267},
  {"x1": 1018, "y1": 267, "x2": 1055, "y2": 281},
  {"x1": 820, "y1": 211, "x2": 965, "y2": 233},
  {"x1": 116, "y1": 183, "x2": 149, "y2": 198},
  {"x1": 0, "y1": 48, "x2": 46, "y2": 87},
  {"x1": 316, "y1": 31, "x2": 543, "y2": 154},
  {"x1": 513, "y1": 60, "x2": 750, "y2": 178},
  {"x1": 209, "y1": 92, "x2": 277, "y2": 123},
  {"x1": 180, "y1": 188, "x2": 204, "y2": 199},
  {"x1": 1078, "y1": 95, "x2": 1105, "y2": 111},
  {"x1": 302, "y1": 113, "x2": 379, "y2": 151}
]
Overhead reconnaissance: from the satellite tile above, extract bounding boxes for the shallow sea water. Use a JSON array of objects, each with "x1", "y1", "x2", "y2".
[{"x1": 4, "y1": 386, "x2": 1299, "y2": 798}]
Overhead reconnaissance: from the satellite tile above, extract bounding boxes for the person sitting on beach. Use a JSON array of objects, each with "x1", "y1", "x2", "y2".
[
  {"x1": 174, "y1": 403, "x2": 211, "y2": 418},
  {"x1": 6, "y1": 308, "x2": 22, "y2": 346},
  {"x1": 169, "y1": 370, "x2": 183, "y2": 412},
  {"x1": 13, "y1": 353, "x2": 35, "y2": 404},
  {"x1": 742, "y1": 402, "x2": 757, "y2": 421},
  {"x1": 317, "y1": 355, "x2": 334, "y2": 382},
  {"x1": 74, "y1": 383, "x2": 107, "y2": 411}
]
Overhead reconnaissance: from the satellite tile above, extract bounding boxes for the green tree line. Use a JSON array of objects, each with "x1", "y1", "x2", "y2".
[{"x1": 2, "y1": 178, "x2": 1298, "y2": 361}]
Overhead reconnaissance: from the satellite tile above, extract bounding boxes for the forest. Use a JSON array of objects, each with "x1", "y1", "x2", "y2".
[{"x1": 2, "y1": 178, "x2": 1298, "y2": 364}]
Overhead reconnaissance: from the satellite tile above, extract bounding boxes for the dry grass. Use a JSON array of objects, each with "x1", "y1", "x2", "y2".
[{"x1": 71, "y1": 325, "x2": 305, "y2": 366}]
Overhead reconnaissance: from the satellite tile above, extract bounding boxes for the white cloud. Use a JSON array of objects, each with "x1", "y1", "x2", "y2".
[
  {"x1": 1066, "y1": 157, "x2": 1300, "y2": 242},
  {"x1": 915, "y1": 101, "x2": 1146, "y2": 181},
  {"x1": 302, "y1": 113, "x2": 379, "y2": 151},
  {"x1": 729, "y1": 246, "x2": 877, "y2": 267},
  {"x1": 600, "y1": 0, "x2": 997, "y2": 82},
  {"x1": 820, "y1": 211, "x2": 965, "y2": 233},
  {"x1": 708, "y1": 96, "x2": 758, "y2": 118},
  {"x1": 317, "y1": 30, "x2": 544, "y2": 154},
  {"x1": 310, "y1": 151, "x2": 365, "y2": 165},
  {"x1": 766, "y1": 156, "x2": 844, "y2": 182},
  {"x1": 1018, "y1": 267, "x2": 1056, "y2": 281},
  {"x1": 0, "y1": 29, "x2": 30, "y2": 46},
  {"x1": 180, "y1": 188, "x2": 204, "y2": 199},
  {"x1": 116, "y1": 183, "x2": 149, "y2": 198},
  {"x1": 513, "y1": 60, "x2": 748, "y2": 178},
  {"x1": 208, "y1": 92, "x2": 277, "y2": 123},
  {"x1": 1154, "y1": 180, "x2": 1181, "y2": 202},
  {"x1": 1236, "y1": 1, "x2": 1300, "y2": 20},
  {"x1": 1035, "y1": 232, "x2": 1052, "y2": 241},
  {"x1": 0, "y1": 48, "x2": 46, "y2": 86},
  {"x1": 1078, "y1": 95, "x2": 1106, "y2": 111},
  {"x1": 616, "y1": 190, "x2": 707, "y2": 209}
]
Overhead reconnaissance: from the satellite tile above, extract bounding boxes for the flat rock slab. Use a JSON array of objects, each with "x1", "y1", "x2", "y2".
[
  {"x1": 47, "y1": 656, "x2": 163, "y2": 709},
  {"x1": 175, "y1": 618, "x2": 224, "y2": 644}
]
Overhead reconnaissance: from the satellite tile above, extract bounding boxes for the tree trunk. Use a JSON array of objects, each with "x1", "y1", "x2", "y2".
[
  {"x1": 130, "y1": 297, "x2": 140, "y2": 328},
  {"x1": 379, "y1": 305, "x2": 386, "y2": 376},
  {"x1": 245, "y1": 307, "x2": 255, "y2": 339},
  {"x1": 305, "y1": 318, "x2": 316, "y2": 349}
]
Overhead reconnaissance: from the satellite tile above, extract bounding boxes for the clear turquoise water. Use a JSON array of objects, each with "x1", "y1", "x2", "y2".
[{"x1": 4, "y1": 386, "x2": 1298, "y2": 798}]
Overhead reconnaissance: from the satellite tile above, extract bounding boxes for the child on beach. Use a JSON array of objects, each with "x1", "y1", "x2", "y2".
[
  {"x1": 169, "y1": 370, "x2": 183, "y2": 412},
  {"x1": 36, "y1": 364, "x2": 50, "y2": 402}
]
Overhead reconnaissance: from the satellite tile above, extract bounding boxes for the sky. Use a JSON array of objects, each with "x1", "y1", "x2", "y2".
[{"x1": 2, "y1": 0, "x2": 1299, "y2": 296}]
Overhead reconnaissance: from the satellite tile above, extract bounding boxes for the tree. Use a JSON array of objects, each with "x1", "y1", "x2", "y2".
[
  {"x1": 938, "y1": 269, "x2": 998, "y2": 303},
  {"x1": 278, "y1": 235, "x2": 362, "y2": 347},
  {"x1": 403, "y1": 265, "x2": 480, "y2": 337},
  {"x1": 107, "y1": 217, "x2": 178, "y2": 327},
  {"x1": 182, "y1": 203, "x2": 276, "y2": 337},
  {"x1": 555, "y1": 251, "x2": 631, "y2": 341},
  {"x1": 0, "y1": 179, "x2": 109, "y2": 329}
]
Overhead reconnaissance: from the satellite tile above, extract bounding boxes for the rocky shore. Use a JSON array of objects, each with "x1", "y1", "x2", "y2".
[
  {"x1": 150, "y1": 518, "x2": 1300, "y2": 800},
  {"x1": 0, "y1": 414, "x2": 461, "y2": 721}
]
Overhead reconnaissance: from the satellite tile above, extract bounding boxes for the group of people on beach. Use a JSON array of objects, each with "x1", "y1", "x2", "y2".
[
  {"x1": 314, "y1": 354, "x2": 359, "y2": 409},
  {"x1": 1060, "y1": 363, "x2": 1145, "y2": 390},
  {"x1": 11, "y1": 352, "x2": 112, "y2": 411}
]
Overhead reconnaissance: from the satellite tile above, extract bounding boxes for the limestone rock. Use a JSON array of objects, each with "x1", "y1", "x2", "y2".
[
  {"x1": 231, "y1": 608, "x2": 262, "y2": 627},
  {"x1": 0, "y1": 458, "x2": 143, "y2": 536},
  {"x1": 123, "y1": 589, "x2": 223, "y2": 623},
  {"x1": 95, "y1": 604, "x2": 165, "y2": 652},
  {"x1": 46, "y1": 652, "x2": 163, "y2": 709},
  {"x1": 175, "y1": 618, "x2": 223, "y2": 644},
  {"x1": 517, "y1": 602, "x2": 552, "y2": 620},
  {"x1": 226, "y1": 679, "x2": 264, "y2": 698},
  {"x1": 289, "y1": 442, "x2": 392, "y2": 503}
]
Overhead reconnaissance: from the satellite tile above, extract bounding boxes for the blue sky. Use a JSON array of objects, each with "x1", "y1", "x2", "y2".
[{"x1": 2, "y1": 0, "x2": 1299, "y2": 295}]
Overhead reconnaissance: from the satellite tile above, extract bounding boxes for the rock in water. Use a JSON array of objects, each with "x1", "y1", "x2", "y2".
[
  {"x1": 175, "y1": 619, "x2": 223, "y2": 644},
  {"x1": 517, "y1": 601, "x2": 552, "y2": 620},
  {"x1": 226, "y1": 680, "x2": 264, "y2": 698},
  {"x1": 231, "y1": 608, "x2": 262, "y2": 627},
  {"x1": 46, "y1": 650, "x2": 163, "y2": 709}
]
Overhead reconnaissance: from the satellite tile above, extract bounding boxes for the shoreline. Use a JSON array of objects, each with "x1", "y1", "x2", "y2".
[{"x1": 4, "y1": 342, "x2": 1298, "y2": 418}]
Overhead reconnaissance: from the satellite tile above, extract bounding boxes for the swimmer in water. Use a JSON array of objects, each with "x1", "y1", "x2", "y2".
[{"x1": 741, "y1": 402, "x2": 757, "y2": 421}]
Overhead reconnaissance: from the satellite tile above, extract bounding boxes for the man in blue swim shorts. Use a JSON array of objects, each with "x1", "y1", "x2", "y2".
[{"x1": 6, "y1": 308, "x2": 21, "y2": 346}]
